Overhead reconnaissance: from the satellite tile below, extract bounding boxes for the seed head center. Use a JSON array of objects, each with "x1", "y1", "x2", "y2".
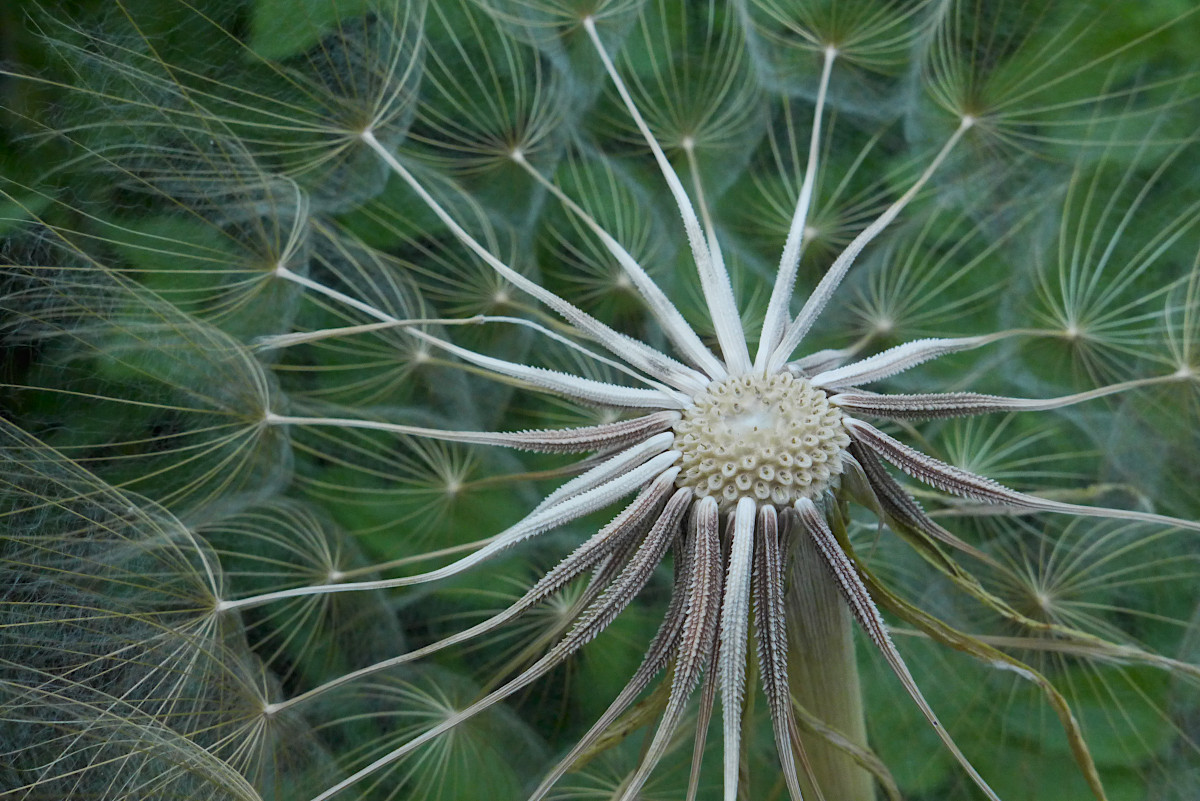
[{"x1": 672, "y1": 373, "x2": 850, "y2": 511}]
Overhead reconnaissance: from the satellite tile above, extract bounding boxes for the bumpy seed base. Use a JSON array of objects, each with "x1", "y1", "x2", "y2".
[{"x1": 672, "y1": 373, "x2": 850, "y2": 511}]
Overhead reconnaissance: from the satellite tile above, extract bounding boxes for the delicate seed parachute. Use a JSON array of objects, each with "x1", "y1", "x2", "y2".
[{"x1": 2, "y1": 2, "x2": 1200, "y2": 801}]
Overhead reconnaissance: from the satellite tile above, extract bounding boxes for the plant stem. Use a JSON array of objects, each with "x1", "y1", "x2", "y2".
[{"x1": 787, "y1": 523, "x2": 876, "y2": 801}]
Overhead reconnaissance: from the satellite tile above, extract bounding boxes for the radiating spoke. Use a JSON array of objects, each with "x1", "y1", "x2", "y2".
[
  {"x1": 832, "y1": 375, "x2": 1174, "y2": 419},
  {"x1": 254, "y1": 317, "x2": 475, "y2": 349},
  {"x1": 756, "y1": 47, "x2": 838, "y2": 372},
  {"x1": 218, "y1": 450, "x2": 680, "y2": 611},
  {"x1": 583, "y1": 16, "x2": 751, "y2": 373},
  {"x1": 846, "y1": 418, "x2": 1200, "y2": 533},
  {"x1": 401, "y1": 326, "x2": 691, "y2": 408},
  {"x1": 306, "y1": 488, "x2": 692, "y2": 801},
  {"x1": 618, "y1": 495, "x2": 723, "y2": 801},
  {"x1": 770, "y1": 118, "x2": 975, "y2": 371},
  {"x1": 360, "y1": 129, "x2": 710, "y2": 393},
  {"x1": 810, "y1": 332, "x2": 1010, "y2": 390},
  {"x1": 844, "y1": 446, "x2": 993, "y2": 563},
  {"x1": 533, "y1": 432, "x2": 675, "y2": 512},
  {"x1": 277, "y1": 265, "x2": 691, "y2": 406},
  {"x1": 272, "y1": 471, "x2": 674, "y2": 715},
  {"x1": 786, "y1": 339, "x2": 870, "y2": 377},
  {"x1": 687, "y1": 500, "x2": 724, "y2": 801},
  {"x1": 513, "y1": 150, "x2": 727, "y2": 378},
  {"x1": 794, "y1": 498, "x2": 1002, "y2": 801},
  {"x1": 718, "y1": 497, "x2": 758, "y2": 801},
  {"x1": 752, "y1": 505, "x2": 808, "y2": 801},
  {"x1": 527, "y1": 511, "x2": 698, "y2": 801},
  {"x1": 259, "y1": 302, "x2": 682, "y2": 395},
  {"x1": 265, "y1": 410, "x2": 680, "y2": 453},
  {"x1": 682, "y1": 137, "x2": 747, "y2": 374}
]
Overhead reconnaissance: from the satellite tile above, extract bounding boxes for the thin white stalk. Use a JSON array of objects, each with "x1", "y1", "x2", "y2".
[
  {"x1": 306, "y1": 489, "x2": 691, "y2": 801},
  {"x1": 786, "y1": 335, "x2": 873, "y2": 377},
  {"x1": 529, "y1": 617, "x2": 686, "y2": 801},
  {"x1": 255, "y1": 317, "x2": 484, "y2": 349},
  {"x1": 465, "y1": 315, "x2": 690, "y2": 389},
  {"x1": 337, "y1": 536, "x2": 497, "y2": 579},
  {"x1": 812, "y1": 331, "x2": 1013, "y2": 390},
  {"x1": 360, "y1": 129, "x2": 710, "y2": 394},
  {"x1": 271, "y1": 472, "x2": 676, "y2": 715},
  {"x1": 277, "y1": 265, "x2": 689, "y2": 407},
  {"x1": 769, "y1": 118, "x2": 975, "y2": 372},
  {"x1": 831, "y1": 375, "x2": 1178, "y2": 419},
  {"x1": 216, "y1": 449, "x2": 680, "y2": 612},
  {"x1": 534, "y1": 432, "x2": 676, "y2": 513},
  {"x1": 617, "y1": 495, "x2": 723, "y2": 801},
  {"x1": 403, "y1": 326, "x2": 691, "y2": 408},
  {"x1": 845, "y1": 418, "x2": 1200, "y2": 533},
  {"x1": 753, "y1": 506, "x2": 810, "y2": 801},
  {"x1": 582, "y1": 16, "x2": 751, "y2": 374},
  {"x1": 682, "y1": 138, "x2": 751, "y2": 375},
  {"x1": 275, "y1": 264, "x2": 395, "y2": 323},
  {"x1": 513, "y1": 150, "x2": 727, "y2": 378},
  {"x1": 795, "y1": 498, "x2": 1002, "y2": 801},
  {"x1": 257, "y1": 313, "x2": 687, "y2": 398},
  {"x1": 265, "y1": 410, "x2": 678, "y2": 453},
  {"x1": 755, "y1": 46, "x2": 837, "y2": 372},
  {"x1": 719, "y1": 496, "x2": 758, "y2": 801}
]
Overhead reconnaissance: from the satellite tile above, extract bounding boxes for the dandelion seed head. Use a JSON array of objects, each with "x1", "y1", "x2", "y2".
[
  {"x1": 6, "y1": 2, "x2": 1199, "y2": 798},
  {"x1": 673, "y1": 373, "x2": 850, "y2": 510},
  {"x1": 1031, "y1": 589, "x2": 1055, "y2": 616}
]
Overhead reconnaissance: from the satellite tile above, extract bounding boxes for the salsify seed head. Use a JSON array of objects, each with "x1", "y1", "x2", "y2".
[
  {"x1": 672, "y1": 372, "x2": 850, "y2": 510},
  {"x1": 4, "y1": 2, "x2": 1200, "y2": 801}
]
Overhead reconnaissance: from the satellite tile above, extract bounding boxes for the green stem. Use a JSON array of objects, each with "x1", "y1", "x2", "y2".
[{"x1": 786, "y1": 524, "x2": 875, "y2": 801}]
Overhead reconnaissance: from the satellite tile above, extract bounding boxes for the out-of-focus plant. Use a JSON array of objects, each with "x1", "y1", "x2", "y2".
[{"x1": 2, "y1": 1, "x2": 1199, "y2": 800}]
